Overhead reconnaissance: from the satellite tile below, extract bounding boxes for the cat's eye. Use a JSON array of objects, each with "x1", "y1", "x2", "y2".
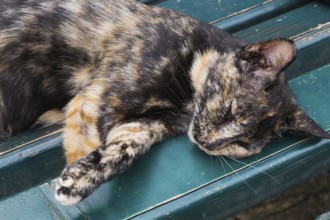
[
  {"x1": 234, "y1": 141, "x2": 250, "y2": 149},
  {"x1": 264, "y1": 83, "x2": 274, "y2": 92},
  {"x1": 223, "y1": 101, "x2": 234, "y2": 121}
]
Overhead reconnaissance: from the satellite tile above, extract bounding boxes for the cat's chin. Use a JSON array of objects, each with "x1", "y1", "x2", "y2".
[{"x1": 196, "y1": 141, "x2": 261, "y2": 158}]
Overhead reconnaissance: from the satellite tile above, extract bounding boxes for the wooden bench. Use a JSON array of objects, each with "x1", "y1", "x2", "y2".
[{"x1": 0, "y1": 0, "x2": 329, "y2": 219}]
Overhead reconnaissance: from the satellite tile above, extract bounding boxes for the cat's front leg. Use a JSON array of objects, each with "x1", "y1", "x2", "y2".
[
  {"x1": 55, "y1": 119, "x2": 170, "y2": 205},
  {"x1": 62, "y1": 78, "x2": 114, "y2": 164}
]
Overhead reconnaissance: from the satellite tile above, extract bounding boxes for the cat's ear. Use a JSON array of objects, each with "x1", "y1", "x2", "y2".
[
  {"x1": 285, "y1": 106, "x2": 330, "y2": 139},
  {"x1": 239, "y1": 38, "x2": 296, "y2": 85}
]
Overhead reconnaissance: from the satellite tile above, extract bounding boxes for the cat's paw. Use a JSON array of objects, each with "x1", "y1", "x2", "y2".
[
  {"x1": 55, "y1": 173, "x2": 83, "y2": 206},
  {"x1": 55, "y1": 163, "x2": 93, "y2": 205},
  {"x1": 55, "y1": 152, "x2": 103, "y2": 205}
]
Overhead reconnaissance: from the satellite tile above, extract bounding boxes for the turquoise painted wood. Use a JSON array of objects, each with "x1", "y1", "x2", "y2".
[
  {"x1": 0, "y1": 128, "x2": 64, "y2": 197},
  {"x1": 156, "y1": 0, "x2": 268, "y2": 22},
  {"x1": 155, "y1": 0, "x2": 309, "y2": 24},
  {"x1": 234, "y1": 2, "x2": 330, "y2": 41},
  {"x1": 0, "y1": 0, "x2": 330, "y2": 219},
  {"x1": 212, "y1": 0, "x2": 309, "y2": 32},
  {"x1": 317, "y1": 210, "x2": 330, "y2": 220}
]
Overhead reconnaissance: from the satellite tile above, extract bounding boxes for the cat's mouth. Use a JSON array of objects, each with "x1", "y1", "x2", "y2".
[{"x1": 197, "y1": 140, "x2": 251, "y2": 157}]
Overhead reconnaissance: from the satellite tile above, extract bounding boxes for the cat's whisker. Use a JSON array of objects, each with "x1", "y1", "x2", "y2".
[
  {"x1": 176, "y1": 64, "x2": 192, "y2": 100},
  {"x1": 176, "y1": 75, "x2": 191, "y2": 101},
  {"x1": 225, "y1": 155, "x2": 281, "y2": 187},
  {"x1": 209, "y1": 154, "x2": 213, "y2": 168},
  {"x1": 217, "y1": 155, "x2": 227, "y2": 174},
  {"x1": 220, "y1": 156, "x2": 257, "y2": 193},
  {"x1": 165, "y1": 62, "x2": 189, "y2": 101},
  {"x1": 164, "y1": 85, "x2": 185, "y2": 106},
  {"x1": 215, "y1": 155, "x2": 236, "y2": 190},
  {"x1": 175, "y1": 73, "x2": 190, "y2": 101}
]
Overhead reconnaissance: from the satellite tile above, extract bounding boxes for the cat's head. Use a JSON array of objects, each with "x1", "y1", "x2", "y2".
[{"x1": 188, "y1": 38, "x2": 330, "y2": 158}]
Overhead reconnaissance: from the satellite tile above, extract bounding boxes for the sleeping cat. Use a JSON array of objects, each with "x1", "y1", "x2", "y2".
[{"x1": 0, "y1": 0, "x2": 329, "y2": 205}]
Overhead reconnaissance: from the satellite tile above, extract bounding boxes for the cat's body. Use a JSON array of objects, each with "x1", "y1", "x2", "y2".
[{"x1": 0, "y1": 0, "x2": 329, "y2": 205}]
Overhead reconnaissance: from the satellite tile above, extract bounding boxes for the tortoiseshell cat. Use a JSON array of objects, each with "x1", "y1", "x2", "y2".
[{"x1": 0, "y1": 0, "x2": 329, "y2": 205}]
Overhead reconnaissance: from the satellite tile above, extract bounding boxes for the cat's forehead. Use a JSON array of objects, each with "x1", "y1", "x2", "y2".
[{"x1": 190, "y1": 50, "x2": 241, "y2": 97}]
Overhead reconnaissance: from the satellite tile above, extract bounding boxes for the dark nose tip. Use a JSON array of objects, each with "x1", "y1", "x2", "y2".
[
  {"x1": 203, "y1": 143, "x2": 220, "y2": 151},
  {"x1": 203, "y1": 139, "x2": 226, "y2": 151},
  {"x1": 203, "y1": 142, "x2": 218, "y2": 151}
]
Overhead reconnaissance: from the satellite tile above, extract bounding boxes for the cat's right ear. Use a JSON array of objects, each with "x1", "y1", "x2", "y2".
[{"x1": 239, "y1": 38, "x2": 296, "y2": 86}]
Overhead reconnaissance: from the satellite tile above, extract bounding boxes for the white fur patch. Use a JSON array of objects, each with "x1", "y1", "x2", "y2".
[
  {"x1": 55, "y1": 178, "x2": 81, "y2": 206},
  {"x1": 55, "y1": 192, "x2": 81, "y2": 206},
  {"x1": 59, "y1": 176, "x2": 74, "y2": 187}
]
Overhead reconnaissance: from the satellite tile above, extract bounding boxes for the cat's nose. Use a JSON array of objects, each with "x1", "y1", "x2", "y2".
[
  {"x1": 202, "y1": 143, "x2": 218, "y2": 151},
  {"x1": 203, "y1": 139, "x2": 227, "y2": 151}
]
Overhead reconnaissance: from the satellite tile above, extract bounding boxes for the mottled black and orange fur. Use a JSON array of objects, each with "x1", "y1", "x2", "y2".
[{"x1": 0, "y1": 0, "x2": 329, "y2": 205}]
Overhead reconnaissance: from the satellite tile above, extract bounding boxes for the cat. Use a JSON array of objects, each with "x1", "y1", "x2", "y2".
[{"x1": 0, "y1": 0, "x2": 329, "y2": 205}]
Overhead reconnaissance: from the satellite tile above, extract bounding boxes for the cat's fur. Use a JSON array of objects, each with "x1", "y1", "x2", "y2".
[{"x1": 0, "y1": 0, "x2": 329, "y2": 205}]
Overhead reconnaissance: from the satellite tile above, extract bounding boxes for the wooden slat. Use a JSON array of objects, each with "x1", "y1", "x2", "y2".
[
  {"x1": 146, "y1": 0, "x2": 308, "y2": 31},
  {"x1": 155, "y1": 0, "x2": 275, "y2": 23},
  {"x1": 234, "y1": 2, "x2": 330, "y2": 41},
  {"x1": 212, "y1": 0, "x2": 309, "y2": 32},
  {"x1": 0, "y1": 126, "x2": 61, "y2": 156},
  {"x1": 0, "y1": 133, "x2": 64, "y2": 197}
]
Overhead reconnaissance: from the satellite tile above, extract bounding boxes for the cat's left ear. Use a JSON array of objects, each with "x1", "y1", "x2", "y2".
[
  {"x1": 239, "y1": 38, "x2": 296, "y2": 85},
  {"x1": 285, "y1": 106, "x2": 330, "y2": 139}
]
